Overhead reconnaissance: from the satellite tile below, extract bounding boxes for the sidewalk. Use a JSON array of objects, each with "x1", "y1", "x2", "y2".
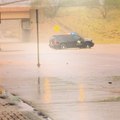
[{"x1": 0, "y1": 86, "x2": 49, "y2": 120}]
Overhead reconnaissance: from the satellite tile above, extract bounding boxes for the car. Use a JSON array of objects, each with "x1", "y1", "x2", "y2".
[{"x1": 49, "y1": 32, "x2": 94, "y2": 49}]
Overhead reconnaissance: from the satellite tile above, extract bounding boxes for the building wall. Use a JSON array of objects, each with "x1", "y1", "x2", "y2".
[
  {"x1": 0, "y1": 7, "x2": 31, "y2": 42},
  {"x1": 1, "y1": 12, "x2": 30, "y2": 19},
  {"x1": 0, "y1": 20, "x2": 22, "y2": 42}
]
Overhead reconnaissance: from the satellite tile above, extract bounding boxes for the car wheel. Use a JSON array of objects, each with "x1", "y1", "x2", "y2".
[
  {"x1": 86, "y1": 45, "x2": 91, "y2": 48},
  {"x1": 60, "y1": 43, "x2": 66, "y2": 49}
]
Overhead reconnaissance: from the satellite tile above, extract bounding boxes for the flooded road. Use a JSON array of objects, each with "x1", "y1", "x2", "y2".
[{"x1": 0, "y1": 43, "x2": 120, "y2": 120}]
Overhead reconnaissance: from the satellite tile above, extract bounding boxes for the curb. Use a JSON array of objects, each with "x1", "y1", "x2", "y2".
[{"x1": 0, "y1": 86, "x2": 52, "y2": 120}]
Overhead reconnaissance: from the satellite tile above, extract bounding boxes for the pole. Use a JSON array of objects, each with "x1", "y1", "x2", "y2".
[
  {"x1": 36, "y1": 9, "x2": 40, "y2": 67},
  {"x1": 0, "y1": 12, "x2": 1, "y2": 24},
  {"x1": 36, "y1": 9, "x2": 41, "y2": 95},
  {"x1": 0, "y1": 12, "x2": 1, "y2": 51}
]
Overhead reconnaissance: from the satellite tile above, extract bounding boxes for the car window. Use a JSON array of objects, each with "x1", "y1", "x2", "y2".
[
  {"x1": 72, "y1": 35, "x2": 84, "y2": 41},
  {"x1": 72, "y1": 35, "x2": 80, "y2": 40}
]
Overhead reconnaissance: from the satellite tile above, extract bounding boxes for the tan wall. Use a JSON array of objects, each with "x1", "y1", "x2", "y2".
[
  {"x1": 1, "y1": 12, "x2": 30, "y2": 19},
  {"x1": 0, "y1": 20, "x2": 22, "y2": 42},
  {"x1": 0, "y1": 7, "x2": 30, "y2": 19},
  {"x1": 0, "y1": 7, "x2": 35, "y2": 42},
  {"x1": 0, "y1": 7, "x2": 30, "y2": 12}
]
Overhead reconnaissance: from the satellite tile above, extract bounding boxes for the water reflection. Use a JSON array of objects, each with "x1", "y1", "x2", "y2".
[
  {"x1": 37, "y1": 77, "x2": 40, "y2": 95},
  {"x1": 42, "y1": 78, "x2": 51, "y2": 103},
  {"x1": 79, "y1": 84, "x2": 85, "y2": 102}
]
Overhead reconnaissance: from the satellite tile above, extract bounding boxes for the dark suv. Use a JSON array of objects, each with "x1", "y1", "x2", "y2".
[{"x1": 49, "y1": 32, "x2": 94, "y2": 49}]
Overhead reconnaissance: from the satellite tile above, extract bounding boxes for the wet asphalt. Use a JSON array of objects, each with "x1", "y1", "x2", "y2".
[{"x1": 0, "y1": 43, "x2": 120, "y2": 120}]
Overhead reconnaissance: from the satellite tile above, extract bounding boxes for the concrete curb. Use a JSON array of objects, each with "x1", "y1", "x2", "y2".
[{"x1": 0, "y1": 86, "x2": 52, "y2": 120}]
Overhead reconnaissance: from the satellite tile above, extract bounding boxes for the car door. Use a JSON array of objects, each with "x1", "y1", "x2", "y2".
[
  {"x1": 71, "y1": 35, "x2": 81, "y2": 47},
  {"x1": 64, "y1": 35, "x2": 74, "y2": 47}
]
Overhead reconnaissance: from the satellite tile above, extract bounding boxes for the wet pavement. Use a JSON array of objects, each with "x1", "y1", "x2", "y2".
[
  {"x1": 0, "y1": 89, "x2": 44, "y2": 120},
  {"x1": 0, "y1": 43, "x2": 120, "y2": 120}
]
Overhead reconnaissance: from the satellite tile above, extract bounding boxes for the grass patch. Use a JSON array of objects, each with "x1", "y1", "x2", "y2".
[{"x1": 55, "y1": 7, "x2": 120, "y2": 44}]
